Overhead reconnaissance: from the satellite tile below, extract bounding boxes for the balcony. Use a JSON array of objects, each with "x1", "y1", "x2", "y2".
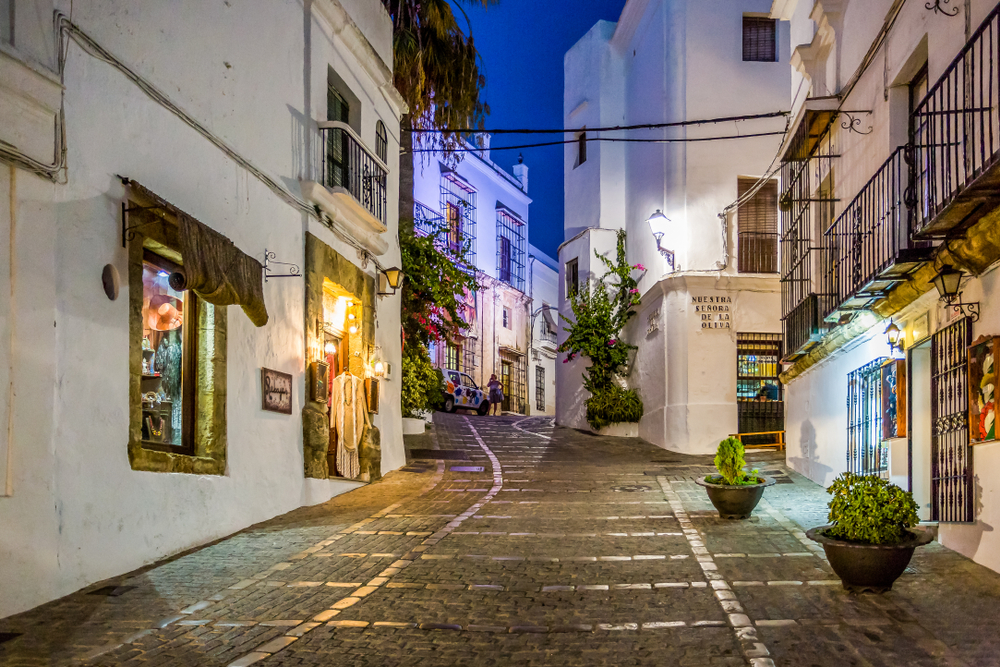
[
  {"x1": 911, "y1": 2, "x2": 1000, "y2": 238},
  {"x1": 414, "y1": 201, "x2": 444, "y2": 237},
  {"x1": 823, "y1": 147, "x2": 933, "y2": 319},
  {"x1": 300, "y1": 121, "x2": 388, "y2": 254},
  {"x1": 782, "y1": 293, "x2": 825, "y2": 362}
]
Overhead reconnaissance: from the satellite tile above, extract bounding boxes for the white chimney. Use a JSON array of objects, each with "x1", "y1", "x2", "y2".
[
  {"x1": 478, "y1": 133, "x2": 491, "y2": 160},
  {"x1": 513, "y1": 154, "x2": 528, "y2": 192}
]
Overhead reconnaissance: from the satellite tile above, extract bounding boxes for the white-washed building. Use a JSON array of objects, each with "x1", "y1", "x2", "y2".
[
  {"x1": 0, "y1": 0, "x2": 406, "y2": 619},
  {"x1": 558, "y1": 0, "x2": 791, "y2": 450},
  {"x1": 773, "y1": 0, "x2": 1000, "y2": 574},
  {"x1": 528, "y1": 245, "x2": 559, "y2": 416},
  {"x1": 413, "y1": 142, "x2": 535, "y2": 414}
]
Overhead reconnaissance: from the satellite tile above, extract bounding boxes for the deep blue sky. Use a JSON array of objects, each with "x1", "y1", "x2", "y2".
[{"x1": 463, "y1": 0, "x2": 627, "y2": 260}]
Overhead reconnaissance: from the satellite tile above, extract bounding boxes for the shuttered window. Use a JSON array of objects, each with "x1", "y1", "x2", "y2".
[
  {"x1": 737, "y1": 178, "x2": 779, "y2": 273},
  {"x1": 743, "y1": 17, "x2": 776, "y2": 62}
]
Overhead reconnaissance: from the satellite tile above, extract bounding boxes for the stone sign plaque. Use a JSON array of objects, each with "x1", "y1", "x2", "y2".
[
  {"x1": 261, "y1": 367, "x2": 293, "y2": 414},
  {"x1": 692, "y1": 294, "x2": 733, "y2": 330}
]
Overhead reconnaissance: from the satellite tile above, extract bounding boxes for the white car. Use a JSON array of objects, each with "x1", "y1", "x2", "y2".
[{"x1": 442, "y1": 369, "x2": 490, "y2": 415}]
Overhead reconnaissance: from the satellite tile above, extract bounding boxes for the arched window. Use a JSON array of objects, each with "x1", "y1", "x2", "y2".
[{"x1": 375, "y1": 120, "x2": 388, "y2": 163}]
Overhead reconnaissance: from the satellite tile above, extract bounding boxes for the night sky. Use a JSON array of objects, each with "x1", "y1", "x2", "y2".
[{"x1": 463, "y1": 0, "x2": 627, "y2": 261}]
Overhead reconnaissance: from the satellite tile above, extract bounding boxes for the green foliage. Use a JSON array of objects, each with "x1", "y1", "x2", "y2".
[
  {"x1": 559, "y1": 230, "x2": 646, "y2": 429},
  {"x1": 385, "y1": 0, "x2": 495, "y2": 154},
  {"x1": 706, "y1": 437, "x2": 761, "y2": 486},
  {"x1": 400, "y1": 221, "x2": 479, "y2": 349},
  {"x1": 401, "y1": 345, "x2": 442, "y2": 418},
  {"x1": 585, "y1": 386, "x2": 644, "y2": 430},
  {"x1": 824, "y1": 473, "x2": 920, "y2": 545}
]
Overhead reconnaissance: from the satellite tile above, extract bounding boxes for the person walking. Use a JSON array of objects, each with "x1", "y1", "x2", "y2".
[{"x1": 486, "y1": 374, "x2": 504, "y2": 416}]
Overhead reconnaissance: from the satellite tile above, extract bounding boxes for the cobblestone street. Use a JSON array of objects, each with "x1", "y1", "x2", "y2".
[{"x1": 2, "y1": 413, "x2": 1000, "y2": 666}]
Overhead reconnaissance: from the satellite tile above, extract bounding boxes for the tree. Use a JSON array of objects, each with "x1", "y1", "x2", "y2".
[{"x1": 382, "y1": 0, "x2": 496, "y2": 228}]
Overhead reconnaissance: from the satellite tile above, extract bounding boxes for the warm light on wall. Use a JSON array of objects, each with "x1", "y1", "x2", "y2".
[{"x1": 324, "y1": 341, "x2": 335, "y2": 354}]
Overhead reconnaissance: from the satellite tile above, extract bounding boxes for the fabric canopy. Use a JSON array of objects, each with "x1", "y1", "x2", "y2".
[
  {"x1": 541, "y1": 305, "x2": 557, "y2": 334},
  {"x1": 177, "y1": 214, "x2": 268, "y2": 327}
]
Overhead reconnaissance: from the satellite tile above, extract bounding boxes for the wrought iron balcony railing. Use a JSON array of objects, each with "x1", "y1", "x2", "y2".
[
  {"x1": 824, "y1": 146, "x2": 933, "y2": 318},
  {"x1": 911, "y1": 1, "x2": 1000, "y2": 237},
  {"x1": 319, "y1": 121, "x2": 387, "y2": 225},
  {"x1": 414, "y1": 201, "x2": 444, "y2": 237},
  {"x1": 782, "y1": 293, "x2": 824, "y2": 362}
]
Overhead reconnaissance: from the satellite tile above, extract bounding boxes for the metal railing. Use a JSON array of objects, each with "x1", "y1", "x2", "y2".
[
  {"x1": 782, "y1": 293, "x2": 821, "y2": 360},
  {"x1": 319, "y1": 121, "x2": 387, "y2": 225},
  {"x1": 738, "y1": 232, "x2": 779, "y2": 273},
  {"x1": 414, "y1": 201, "x2": 444, "y2": 237},
  {"x1": 911, "y1": 2, "x2": 1000, "y2": 237},
  {"x1": 824, "y1": 147, "x2": 932, "y2": 316}
]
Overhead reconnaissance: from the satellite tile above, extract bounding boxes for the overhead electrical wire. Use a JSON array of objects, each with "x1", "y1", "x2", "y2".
[
  {"x1": 406, "y1": 110, "x2": 790, "y2": 135},
  {"x1": 411, "y1": 130, "x2": 789, "y2": 153}
]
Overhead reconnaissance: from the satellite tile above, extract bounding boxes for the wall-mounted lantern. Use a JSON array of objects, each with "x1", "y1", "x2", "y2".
[
  {"x1": 884, "y1": 320, "x2": 903, "y2": 354},
  {"x1": 377, "y1": 266, "x2": 404, "y2": 296},
  {"x1": 931, "y1": 264, "x2": 980, "y2": 322},
  {"x1": 646, "y1": 210, "x2": 675, "y2": 271}
]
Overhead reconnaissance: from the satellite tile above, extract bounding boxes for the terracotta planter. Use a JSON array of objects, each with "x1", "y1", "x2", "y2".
[
  {"x1": 806, "y1": 525, "x2": 933, "y2": 593},
  {"x1": 694, "y1": 476, "x2": 775, "y2": 519}
]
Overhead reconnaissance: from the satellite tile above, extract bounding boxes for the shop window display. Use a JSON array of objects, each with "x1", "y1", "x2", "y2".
[{"x1": 140, "y1": 254, "x2": 194, "y2": 450}]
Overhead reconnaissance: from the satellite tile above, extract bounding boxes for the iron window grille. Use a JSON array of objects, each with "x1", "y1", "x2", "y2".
[
  {"x1": 736, "y1": 333, "x2": 784, "y2": 444},
  {"x1": 462, "y1": 343, "x2": 477, "y2": 375},
  {"x1": 535, "y1": 366, "x2": 545, "y2": 412},
  {"x1": 414, "y1": 201, "x2": 444, "y2": 238},
  {"x1": 931, "y1": 317, "x2": 973, "y2": 522},
  {"x1": 743, "y1": 17, "x2": 777, "y2": 62},
  {"x1": 375, "y1": 120, "x2": 388, "y2": 164},
  {"x1": 440, "y1": 173, "x2": 477, "y2": 265},
  {"x1": 497, "y1": 208, "x2": 526, "y2": 291},
  {"x1": 502, "y1": 307, "x2": 510, "y2": 329},
  {"x1": 846, "y1": 358, "x2": 889, "y2": 476},
  {"x1": 321, "y1": 87, "x2": 387, "y2": 226},
  {"x1": 737, "y1": 178, "x2": 779, "y2": 273},
  {"x1": 539, "y1": 306, "x2": 558, "y2": 343}
]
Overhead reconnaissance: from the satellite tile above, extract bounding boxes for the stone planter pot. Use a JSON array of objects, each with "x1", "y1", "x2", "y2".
[
  {"x1": 592, "y1": 422, "x2": 639, "y2": 438},
  {"x1": 806, "y1": 525, "x2": 933, "y2": 593},
  {"x1": 694, "y1": 476, "x2": 775, "y2": 520},
  {"x1": 401, "y1": 417, "x2": 426, "y2": 435}
]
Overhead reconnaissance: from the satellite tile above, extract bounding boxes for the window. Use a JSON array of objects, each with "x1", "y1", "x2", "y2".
[
  {"x1": 441, "y1": 173, "x2": 477, "y2": 265},
  {"x1": 462, "y1": 344, "x2": 477, "y2": 375},
  {"x1": 910, "y1": 67, "x2": 930, "y2": 219},
  {"x1": 847, "y1": 358, "x2": 889, "y2": 476},
  {"x1": 535, "y1": 366, "x2": 545, "y2": 412},
  {"x1": 375, "y1": 120, "x2": 388, "y2": 163},
  {"x1": 736, "y1": 333, "x2": 783, "y2": 446},
  {"x1": 743, "y1": 17, "x2": 776, "y2": 62},
  {"x1": 446, "y1": 343, "x2": 460, "y2": 370},
  {"x1": 326, "y1": 85, "x2": 351, "y2": 189},
  {"x1": 1, "y1": 0, "x2": 12, "y2": 44},
  {"x1": 502, "y1": 307, "x2": 510, "y2": 329},
  {"x1": 141, "y1": 253, "x2": 197, "y2": 453},
  {"x1": 566, "y1": 258, "x2": 579, "y2": 297},
  {"x1": 737, "y1": 178, "x2": 778, "y2": 273},
  {"x1": 576, "y1": 131, "x2": 587, "y2": 166},
  {"x1": 496, "y1": 208, "x2": 526, "y2": 290}
]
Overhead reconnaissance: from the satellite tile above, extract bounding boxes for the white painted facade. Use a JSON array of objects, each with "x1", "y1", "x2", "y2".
[
  {"x1": 528, "y1": 245, "x2": 559, "y2": 416},
  {"x1": 0, "y1": 0, "x2": 405, "y2": 619},
  {"x1": 413, "y1": 144, "x2": 537, "y2": 414},
  {"x1": 772, "y1": 0, "x2": 1000, "y2": 574},
  {"x1": 558, "y1": 0, "x2": 790, "y2": 451}
]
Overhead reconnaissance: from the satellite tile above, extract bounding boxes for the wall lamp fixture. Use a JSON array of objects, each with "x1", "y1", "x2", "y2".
[
  {"x1": 377, "y1": 266, "x2": 404, "y2": 296},
  {"x1": 931, "y1": 264, "x2": 980, "y2": 322},
  {"x1": 884, "y1": 320, "x2": 903, "y2": 354},
  {"x1": 646, "y1": 210, "x2": 675, "y2": 271}
]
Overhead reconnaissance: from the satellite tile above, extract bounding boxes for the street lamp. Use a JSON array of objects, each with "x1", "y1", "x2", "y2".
[
  {"x1": 646, "y1": 210, "x2": 675, "y2": 271},
  {"x1": 377, "y1": 266, "x2": 405, "y2": 296},
  {"x1": 884, "y1": 320, "x2": 902, "y2": 354},
  {"x1": 930, "y1": 264, "x2": 980, "y2": 322}
]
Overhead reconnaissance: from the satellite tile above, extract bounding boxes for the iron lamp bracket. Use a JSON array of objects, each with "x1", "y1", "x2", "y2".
[{"x1": 263, "y1": 249, "x2": 301, "y2": 282}]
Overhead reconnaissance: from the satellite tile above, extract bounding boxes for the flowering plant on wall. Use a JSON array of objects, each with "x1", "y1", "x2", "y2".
[{"x1": 559, "y1": 229, "x2": 646, "y2": 429}]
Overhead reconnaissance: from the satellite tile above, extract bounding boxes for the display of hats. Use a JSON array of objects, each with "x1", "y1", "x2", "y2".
[{"x1": 147, "y1": 294, "x2": 184, "y2": 331}]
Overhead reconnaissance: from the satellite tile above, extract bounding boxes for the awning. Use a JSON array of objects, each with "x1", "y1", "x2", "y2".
[
  {"x1": 541, "y1": 305, "x2": 557, "y2": 334},
  {"x1": 176, "y1": 214, "x2": 269, "y2": 327},
  {"x1": 125, "y1": 180, "x2": 268, "y2": 327}
]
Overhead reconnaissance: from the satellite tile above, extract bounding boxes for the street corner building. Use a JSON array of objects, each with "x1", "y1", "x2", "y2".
[
  {"x1": 412, "y1": 139, "x2": 560, "y2": 416},
  {"x1": 0, "y1": 0, "x2": 407, "y2": 619},
  {"x1": 772, "y1": 0, "x2": 1000, "y2": 577},
  {"x1": 557, "y1": 0, "x2": 791, "y2": 450}
]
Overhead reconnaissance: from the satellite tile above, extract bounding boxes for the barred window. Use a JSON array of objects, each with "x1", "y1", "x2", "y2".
[
  {"x1": 496, "y1": 208, "x2": 526, "y2": 291},
  {"x1": 737, "y1": 178, "x2": 778, "y2": 274},
  {"x1": 742, "y1": 17, "x2": 776, "y2": 62},
  {"x1": 440, "y1": 173, "x2": 477, "y2": 265},
  {"x1": 446, "y1": 343, "x2": 460, "y2": 371},
  {"x1": 375, "y1": 120, "x2": 388, "y2": 163},
  {"x1": 503, "y1": 307, "x2": 510, "y2": 329},
  {"x1": 535, "y1": 366, "x2": 545, "y2": 412}
]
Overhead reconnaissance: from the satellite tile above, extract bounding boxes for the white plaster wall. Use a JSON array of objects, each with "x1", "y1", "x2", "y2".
[
  {"x1": 0, "y1": 0, "x2": 404, "y2": 620},
  {"x1": 783, "y1": 262, "x2": 1000, "y2": 575},
  {"x1": 528, "y1": 246, "x2": 558, "y2": 415}
]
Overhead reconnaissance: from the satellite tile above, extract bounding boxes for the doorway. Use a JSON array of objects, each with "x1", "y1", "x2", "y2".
[{"x1": 909, "y1": 338, "x2": 933, "y2": 521}]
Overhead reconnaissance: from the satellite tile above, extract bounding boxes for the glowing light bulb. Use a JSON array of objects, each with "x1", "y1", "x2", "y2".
[
  {"x1": 349, "y1": 324, "x2": 358, "y2": 334},
  {"x1": 374, "y1": 361, "x2": 385, "y2": 376},
  {"x1": 324, "y1": 342, "x2": 335, "y2": 354},
  {"x1": 348, "y1": 313, "x2": 356, "y2": 321}
]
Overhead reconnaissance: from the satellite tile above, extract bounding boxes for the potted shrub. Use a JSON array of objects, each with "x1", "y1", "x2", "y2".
[
  {"x1": 695, "y1": 437, "x2": 775, "y2": 519},
  {"x1": 806, "y1": 473, "x2": 932, "y2": 593}
]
